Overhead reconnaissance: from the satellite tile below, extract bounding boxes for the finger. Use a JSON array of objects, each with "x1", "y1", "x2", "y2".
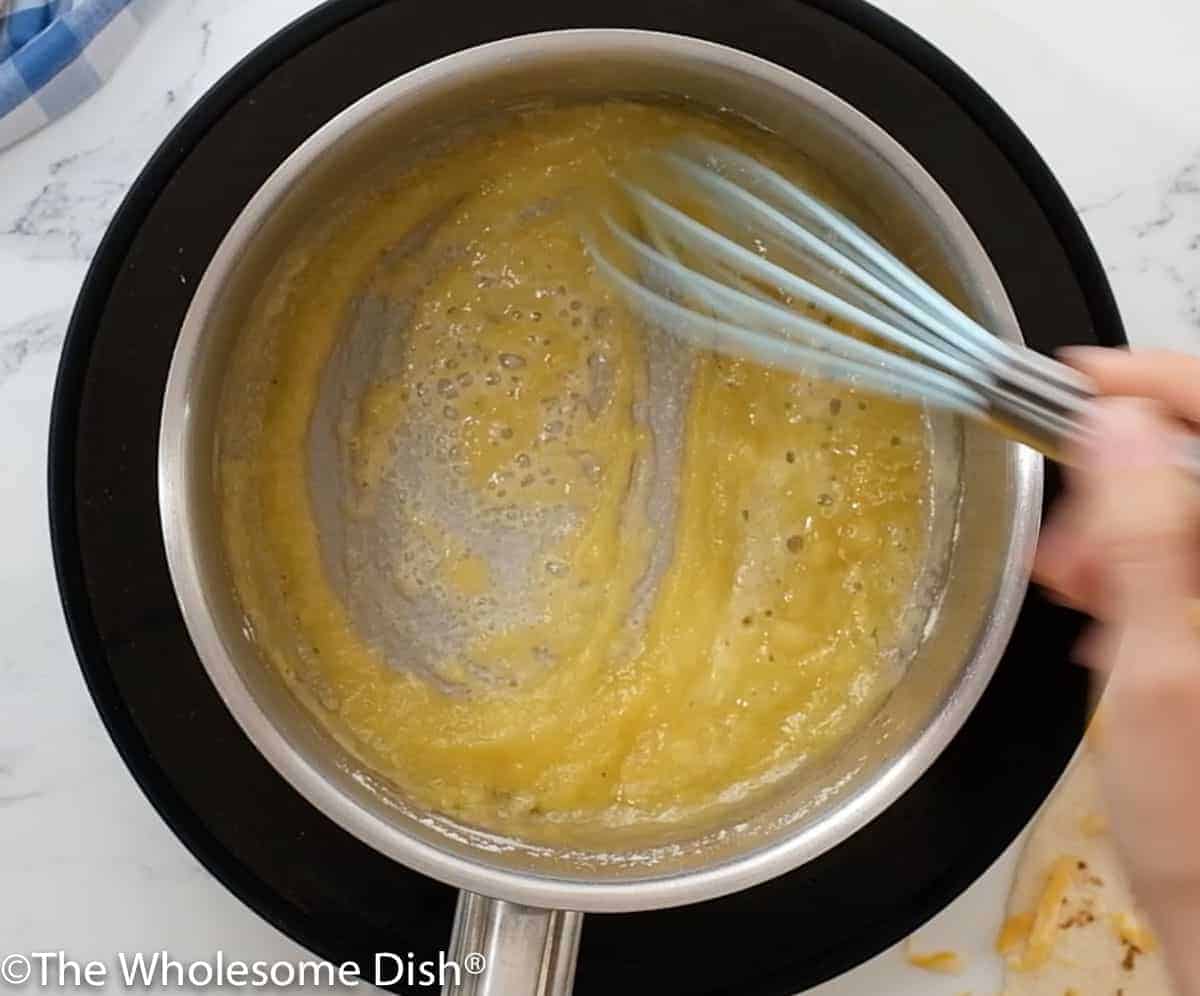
[
  {"x1": 1059, "y1": 346, "x2": 1200, "y2": 423},
  {"x1": 1077, "y1": 399, "x2": 1200, "y2": 624},
  {"x1": 1036, "y1": 456, "x2": 1113, "y2": 612},
  {"x1": 1072, "y1": 619, "x2": 1118, "y2": 672},
  {"x1": 1035, "y1": 495, "x2": 1095, "y2": 609}
]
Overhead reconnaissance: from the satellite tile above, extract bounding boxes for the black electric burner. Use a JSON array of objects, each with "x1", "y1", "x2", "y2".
[{"x1": 48, "y1": 1, "x2": 1120, "y2": 993}]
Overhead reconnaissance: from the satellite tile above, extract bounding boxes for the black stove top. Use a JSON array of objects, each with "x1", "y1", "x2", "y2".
[{"x1": 49, "y1": 2, "x2": 1115, "y2": 992}]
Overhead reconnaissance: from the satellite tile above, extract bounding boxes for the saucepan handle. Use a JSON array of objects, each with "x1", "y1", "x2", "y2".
[{"x1": 443, "y1": 892, "x2": 584, "y2": 996}]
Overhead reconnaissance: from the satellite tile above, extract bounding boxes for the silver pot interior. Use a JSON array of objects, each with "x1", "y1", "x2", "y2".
[{"x1": 159, "y1": 31, "x2": 1039, "y2": 912}]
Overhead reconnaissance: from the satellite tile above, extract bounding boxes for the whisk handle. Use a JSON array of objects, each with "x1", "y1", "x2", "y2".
[{"x1": 986, "y1": 392, "x2": 1200, "y2": 483}]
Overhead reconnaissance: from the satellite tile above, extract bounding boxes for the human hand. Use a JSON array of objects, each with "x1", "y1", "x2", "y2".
[{"x1": 1034, "y1": 348, "x2": 1200, "y2": 993}]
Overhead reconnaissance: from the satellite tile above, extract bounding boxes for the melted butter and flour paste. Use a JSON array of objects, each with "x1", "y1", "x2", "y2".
[{"x1": 218, "y1": 101, "x2": 944, "y2": 839}]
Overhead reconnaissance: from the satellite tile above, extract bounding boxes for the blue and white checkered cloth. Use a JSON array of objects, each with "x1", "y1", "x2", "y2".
[{"x1": 0, "y1": 0, "x2": 158, "y2": 150}]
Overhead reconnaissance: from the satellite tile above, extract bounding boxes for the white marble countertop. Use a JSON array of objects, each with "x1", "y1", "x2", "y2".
[{"x1": 1, "y1": 1, "x2": 1197, "y2": 993}]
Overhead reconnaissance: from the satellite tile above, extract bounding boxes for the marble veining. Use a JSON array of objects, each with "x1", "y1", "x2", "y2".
[
  {"x1": 0, "y1": 791, "x2": 42, "y2": 808},
  {"x1": 0, "y1": 2, "x2": 1197, "y2": 994},
  {"x1": 0, "y1": 309, "x2": 67, "y2": 384},
  {"x1": 1138, "y1": 154, "x2": 1199, "y2": 236},
  {"x1": 3, "y1": 152, "x2": 127, "y2": 260},
  {"x1": 1076, "y1": 146, "x2": 1200, "y2": 350}
]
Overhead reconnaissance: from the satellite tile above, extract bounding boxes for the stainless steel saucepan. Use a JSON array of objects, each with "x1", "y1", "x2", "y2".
[{"x1": 158, "y1": 29, "x2": 1040, "y2": 995}]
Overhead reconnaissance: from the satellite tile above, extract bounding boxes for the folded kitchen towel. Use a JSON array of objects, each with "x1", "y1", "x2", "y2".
[{"x1": 0, "y1": 0, "x2": 158, "y2": 151}]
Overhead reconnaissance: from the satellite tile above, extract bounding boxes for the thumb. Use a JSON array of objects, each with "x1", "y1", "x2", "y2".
[{"x1": 1078, "y1": 399, "x2": 1200, "y2": 625}]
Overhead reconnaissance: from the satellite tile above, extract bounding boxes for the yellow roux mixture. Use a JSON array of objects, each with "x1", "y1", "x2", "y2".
[{"x1": 219, "y1": 102, "x2": 934, "y2": 838}]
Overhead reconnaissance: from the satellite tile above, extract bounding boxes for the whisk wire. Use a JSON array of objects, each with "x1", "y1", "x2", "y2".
[
  {"x1": 589, "y1": 245, "x2": 983, "y2": 416},
  {"x1": 591, "y1": 140, "x2": 1200, "y2": 477},
  {"x1": 623, "y1": 186, "x2": 986, "y2": 389},
  {"x1": 661, "y1": 155, "x2": 996, "y2": 370},
  {"x1": 601, "y1": 215, "x2": 987, "y2": 414},
  {"x1": 669, "y1": 140, "x2": 1095, "y2": 408}
]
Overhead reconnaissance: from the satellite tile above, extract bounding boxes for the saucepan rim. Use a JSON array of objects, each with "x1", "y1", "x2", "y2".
[{"x1": 158, "y1": 27, "x2": 1041, "y2": 912}]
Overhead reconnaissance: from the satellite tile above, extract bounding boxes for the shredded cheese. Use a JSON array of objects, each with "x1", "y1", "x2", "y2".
[
  {"x1": 996, "y1": 911, "x2": 1034, "y2": 958},
  {"x1": 905, "y1": 939, "x2": 966, "y2": 974},
  {"x1": 1018, "y1": 856, "x2": 1080, "y2": 970},
  {"x1": 1111, "y1": 911, "x2": 1157, "y2": 953}
]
